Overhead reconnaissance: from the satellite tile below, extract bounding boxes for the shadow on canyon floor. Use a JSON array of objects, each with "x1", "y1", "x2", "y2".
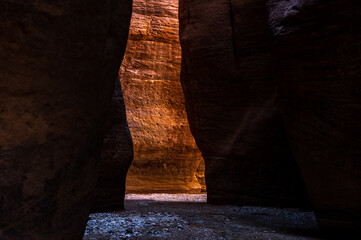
[{"x1": 83, "y1": 194, "x2": 337, "y2": 240}]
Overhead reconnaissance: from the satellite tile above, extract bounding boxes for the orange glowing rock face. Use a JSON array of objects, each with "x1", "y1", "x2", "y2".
[{"x1": 120, "y1": 0, "x2": 205, "y2": 193}]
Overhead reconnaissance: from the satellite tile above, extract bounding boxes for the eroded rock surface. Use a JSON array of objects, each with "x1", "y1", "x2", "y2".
[
  {"x1": 0, "y1": 1, "x2": 132, "y2": 239},
  {"x1": 92, "y1": 79, "x2": 133, "y2": 212},
  {"x1": 267, "y1": 0, "x2": 361, "y2": 231},
  {"x1": 120, "y1": 0, "x2": 205, "y2": 193},
  {"x1": 179, "y1": 0, "x2": 309, "y2": 207}
]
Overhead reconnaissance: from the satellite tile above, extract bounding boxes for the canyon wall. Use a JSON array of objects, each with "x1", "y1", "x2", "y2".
[
  {"x1": 120, "y1": 0, "x2": 205, "y2": 193},
  {"x1": 0, "y1": 1, "x2": 132, "y2": 239},
  {"x1": 267, "y1": 0, "x2": 361, "y2": 231},
  {"x1": 179, "y1": 0, "x2": 309, "y2": 207},
  {"x1": 180, "y1": 0, "x2": 361, "y2": 231},
  {"x1": 92, "y1": 79, "x2": 133, "y2": 212}
]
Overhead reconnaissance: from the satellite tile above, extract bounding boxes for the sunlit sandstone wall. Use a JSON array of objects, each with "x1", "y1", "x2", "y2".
[{"x1": 120, "y1": 0, "x2": 205, "y2": 193}]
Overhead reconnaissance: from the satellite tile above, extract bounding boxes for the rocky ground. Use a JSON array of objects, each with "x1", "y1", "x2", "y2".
[{"x1": 84, "y1": 194, "x2": 326, "y2": 240}]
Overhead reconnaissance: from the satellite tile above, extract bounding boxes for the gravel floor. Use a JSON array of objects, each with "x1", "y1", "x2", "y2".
[{"x1": 84, "y1": 194, "x2": 325, "y2": 240}]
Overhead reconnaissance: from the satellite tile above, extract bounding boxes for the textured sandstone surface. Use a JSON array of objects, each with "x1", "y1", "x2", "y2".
[
  {"x1": 92, "y1": 79, "x2": 133, "y2": 212},
  {"x1": 120, "y1": 0, "x2": 205, "y2": 193},
  {"x1": 179, "y1": 0, "x2": 309, "y2": 207},
  {"x1": 0, "y1": 1, "x2": 132, "y2": 239},
  {"x1": 267, "y1": 0, "x2": 361, "y2": 231}
]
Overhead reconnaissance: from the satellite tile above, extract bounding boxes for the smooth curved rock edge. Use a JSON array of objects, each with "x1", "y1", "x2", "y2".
[{"x1": 179, "y1": 0, "x2": 310, "y2": 208}]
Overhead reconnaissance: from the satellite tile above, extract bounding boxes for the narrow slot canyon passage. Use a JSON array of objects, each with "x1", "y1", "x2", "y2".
[
  {"x1": 85, "y1": 0, "x2": 319, "y2": 239},
  {"x1": 1, "y1": 0, "x2": 361, "y2": 239},
  {"x1": 91, "y1": 0, "x2": 206, "y2": 214}
]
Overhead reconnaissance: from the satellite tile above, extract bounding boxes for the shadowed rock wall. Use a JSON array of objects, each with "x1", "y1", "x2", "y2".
[
  {"x1": 179, "y1": 0, "x2": 309, "y2": 207},
  {"x1": 0, "y1": 1, "x2": 132, "y2": 239},
  {"x1": 120, "y1": 0, "x2": 205, "y2": 193},
  {"x1": 267, "y1": 0, "x2": 361, "y2": 231},
  {"x1": 92, "y1": 79, "x2": 133, "y2": 212},
  {"x1": 180, "y1": 0, "x2": 361, "y2": 231}
]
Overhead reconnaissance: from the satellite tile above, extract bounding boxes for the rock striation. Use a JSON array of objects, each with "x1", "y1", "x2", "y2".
[
  {"x1": 120, "y1": 0, "x2": 205, "y2": 193},
  {"x1": 0, "y1": 1, "x2": 132, "y2": 239}
]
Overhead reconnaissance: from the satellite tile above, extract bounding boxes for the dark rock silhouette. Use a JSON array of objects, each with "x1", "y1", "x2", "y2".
[
  {"x1": 0, "y1": 1, "x2": 132, "y2": 239},
  {"x1": 179, "y1": 0, "x2": 361, "y2": 231},
  {"x1": 179, "y1": 0, "x2": 309, "y2": 208},
  {"x1": 92, "y1": 79, "x2": 133, "y2": 212},
  {"x1": 267, "y1": 0, "x2": 361, "y2": 231}
]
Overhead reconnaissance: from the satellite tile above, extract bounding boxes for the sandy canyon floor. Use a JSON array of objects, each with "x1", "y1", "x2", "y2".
[{"x1": 83, "y1": 194, "x2": 328, "y2": 240}]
